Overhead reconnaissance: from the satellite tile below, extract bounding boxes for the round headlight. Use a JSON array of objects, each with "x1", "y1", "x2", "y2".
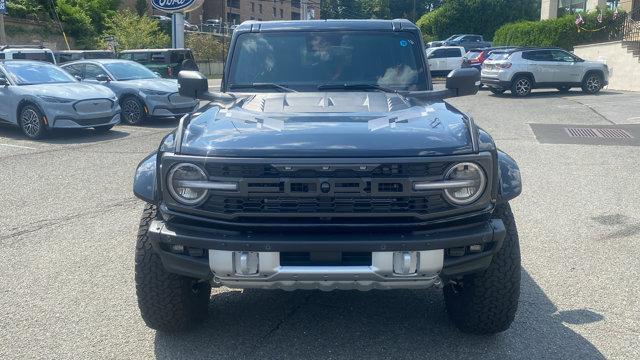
[
  {"x1": 167, "y1": 163, "x2": 208, "y2": 205},
  {"x1": 443, "y1": 162, "x2": 486, "y2": 205}
]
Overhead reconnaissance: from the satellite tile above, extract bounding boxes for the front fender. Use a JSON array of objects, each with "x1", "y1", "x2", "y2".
[
  {"x1": 497, "y1": 150, "x2": 522, "y2": 204},
  {"x1": 133, "y1": 151, "x2": 158, "y2": 203}
]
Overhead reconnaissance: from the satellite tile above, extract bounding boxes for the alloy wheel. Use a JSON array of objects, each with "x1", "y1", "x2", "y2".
[
  {"x1": 122, "y1": 98, "x2": 143, "y2": 124},
  {"x1": 586, "y1": 75, "x2": 601, "y2": 93},
  {"x1": 21, "y1": 108, "x2": 41, "y2": 138},
  {"x1": 514, "y1": 78, "x2": 531, "y2": 96}
]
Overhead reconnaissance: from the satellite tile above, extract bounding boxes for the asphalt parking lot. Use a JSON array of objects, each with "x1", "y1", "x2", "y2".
[{"x1": 1, "y1": 84, "x2": 639, "y2": 359}]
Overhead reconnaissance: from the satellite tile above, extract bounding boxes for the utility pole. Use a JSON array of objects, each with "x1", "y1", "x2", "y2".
[
  {"x1": 0, "y1": 14, "x2": 6, "y2": 45},
  {"x1": 301, "y1": 0, "x2": 308, "y2": 20},
  {"x1": 0, "y1": 0, "x2": 7, "y2": 45}
]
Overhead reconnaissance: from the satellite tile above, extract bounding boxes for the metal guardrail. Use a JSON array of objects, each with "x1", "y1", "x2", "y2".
[{"x1": 621, "y1": 7, "x2": 640, "y2": 54}]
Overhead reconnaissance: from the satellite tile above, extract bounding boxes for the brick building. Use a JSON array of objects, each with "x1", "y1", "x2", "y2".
[{"x1": 122, "y1": 0, "x2": 321, "y2": 25}]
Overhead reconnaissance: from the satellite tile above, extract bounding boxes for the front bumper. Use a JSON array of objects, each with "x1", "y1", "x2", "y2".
[
  {"x1": 147, "y1": 218, "x2": 506, "y2": 290},
  {"x1": 145, "y1": 94, "x2": 198, "y2": 117}
]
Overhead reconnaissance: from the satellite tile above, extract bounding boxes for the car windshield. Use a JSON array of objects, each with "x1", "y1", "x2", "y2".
[
  {"x1": 227, "y1": 31, "x2": 428, "y2": 92},
  {"x1": 4, "y1": 61, "x2": 76, "y2": 85},
  {"x1": 103, "y1": 61, "x2": 157, "y2": 81}
]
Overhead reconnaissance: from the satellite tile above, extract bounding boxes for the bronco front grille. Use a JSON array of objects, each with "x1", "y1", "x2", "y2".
[
  {"x1": 162, "y1": 154, "x2": 495, "y2": 224},
  {"x1": 201, "y1": 193, "x2": 451, "y2": 215}
]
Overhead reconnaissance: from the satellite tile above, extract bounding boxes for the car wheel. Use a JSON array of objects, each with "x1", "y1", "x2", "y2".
[
  {"x1": 582, "y1": 73, "x2": 603, "y2": 94},
  {"x1": 443, "y1": 204, "x2": 521, "y2": 334},
  {"x1": 19, "y1": 104, "x2": 47, "y2": 140},
  {"x1": 489, "y1": 87, "x2": 506, "y2": 95},
  {"x1": 93, "y1": 124, "x2": 115, "y2": 133},
  {"x1": 511, "y1": 76, "x2": 532, "y2": 97},
  {"x1": 557, "y1": 86, "x2": 571, "y2": 93},
  {"x1": 135, "y1": 204, "x2": 211, "y2": 332},
  {"x1": 121, "y1": 97, "x2": 146, "y2": 125}
]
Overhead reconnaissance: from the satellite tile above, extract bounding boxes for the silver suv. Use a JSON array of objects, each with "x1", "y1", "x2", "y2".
[{"x1": 481, "y1": 48, "x2": 608, "y2": 97}]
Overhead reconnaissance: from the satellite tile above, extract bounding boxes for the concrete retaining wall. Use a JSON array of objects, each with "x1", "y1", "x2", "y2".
[
  {"x1": 574, "y1": 41, "x2": 640, "y2": 92},
  {"x1": 3, "y1": 17, "x2": 75, "y2": 50},
  {"x1": 196, "y1": 61, "x2": 224, "y2": 77}
]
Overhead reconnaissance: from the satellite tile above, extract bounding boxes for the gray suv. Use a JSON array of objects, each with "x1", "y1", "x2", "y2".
[{"x1": 481, "y1": 48, "x2": 609, "y2": 97}]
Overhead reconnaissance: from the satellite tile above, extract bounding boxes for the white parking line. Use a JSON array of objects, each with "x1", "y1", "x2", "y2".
[{"x1": 0, "y1": 143, "x2": 37, "y2": 150}]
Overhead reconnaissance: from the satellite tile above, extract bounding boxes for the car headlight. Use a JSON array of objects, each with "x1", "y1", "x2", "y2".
[
  {"x1": 140, "y1": 88, "x2": 171, "y2": 96},
  {"x1": 37, "y1": 95, "x2": 73, "y2": 103},
  {"x1": 167, "y1": 163, "x2": 209, "y2": 205},
  {"x1": 443, "y1": 162, "x2": 486, "y2": 205}
]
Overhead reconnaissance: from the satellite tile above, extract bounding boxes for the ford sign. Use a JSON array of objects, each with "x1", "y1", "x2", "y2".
[{"x1": 151, "y1": 0, "x2": 204, "y2": 13}]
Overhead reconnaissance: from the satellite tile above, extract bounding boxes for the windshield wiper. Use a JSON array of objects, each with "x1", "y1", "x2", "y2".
[
  {"x1": 229, "y1": 83, "x2": 297, "y2": 92},
  {"x1": 317, "y1": 83, "x2": 398, "y2": 93}
]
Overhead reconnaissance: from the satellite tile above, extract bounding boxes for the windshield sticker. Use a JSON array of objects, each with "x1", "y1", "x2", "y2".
[{"x1": 399, "y1": 40, "x2": 408, "y2": 47}]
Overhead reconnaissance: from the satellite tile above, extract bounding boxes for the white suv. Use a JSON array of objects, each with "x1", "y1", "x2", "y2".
[
  {"x1": 0, "y1": 45, "x2": 57, "y2": 65},
  {"x1": 481, "y1": 48, "x2": 608, "y2": 97}
]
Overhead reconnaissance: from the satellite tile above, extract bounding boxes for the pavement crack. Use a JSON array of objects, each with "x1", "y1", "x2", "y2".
[
  {"x1": 0, "y1": 198, "x2": 140, "y2": 244},
  {"x1": 563, "y1": 97, "x2": 615, "y2": 125}
]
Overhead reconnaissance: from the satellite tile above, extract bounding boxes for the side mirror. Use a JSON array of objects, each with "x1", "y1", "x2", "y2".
[
  {"x1": 178, "y1": 70, "x2": 235, "y2": 102},
  {"x1": 74, "y1": 75, "x2": 83, "y2": 82},
  {"x1": 426, "y1": 53, "x2": 434, "y2": 59},
  {"x1": 0, "y1": 77, "x2": 9, "y2": 86},
  {"x1": 153, "y1": 72, "x2": 161, "y2": 77},
  {"x1": 95, "y1": 74, "x2": 110, "y2": 82},
  {"x1": 446, "y1": 68, "x2": 480, "y2": 97}
]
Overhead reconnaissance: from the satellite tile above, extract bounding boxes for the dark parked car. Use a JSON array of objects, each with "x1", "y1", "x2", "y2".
[
  {"x1": 118, "y1": 48, "x2": 197, "y2": 79},
  {"x1": 55, "y1": 50, "x2": 115, "y2": 64},
  {"x1": 133, "y1": 19, "x2": 522, "y2": 335},
  {"x1": 444, "y1": 34, "x2": 492, "y2": 51}
]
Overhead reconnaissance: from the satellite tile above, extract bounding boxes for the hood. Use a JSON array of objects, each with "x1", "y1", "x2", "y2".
[
  {"x1": 119, "y1": 78, "x2": 178, "y2": 92},
  {"x1": 179, "y1": 92, "x2": 473, "y2": 158},
  {"x1": 23, "y1": 83, "x2": 115, "y2": 100}
]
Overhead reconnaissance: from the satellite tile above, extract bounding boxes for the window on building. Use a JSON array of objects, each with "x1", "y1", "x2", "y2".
[
  {"x1": 280, "y1": 9, "x2": 284, "y2": 18},
  {"x1": 557, "y1": 0, "x2": 587, "y2": 16},
  {"x1": 273, "y1": 7, "x2": 276, "y2": 17},
  {"x1": 292, "y1": 0, "x2": 300, "y2": 8},
  {"x1": 291, "y1": 11, "x2": 300, "y2": 20},
  {"x1": 251, "y1": 2, "x2": 255, "y2": 12},
  {"x1": 227, "y1": 0, "x2": 240, "y2": 9},
  {"x1": 250, "y1": 16, "x2": 255, "y2": 20},
  {"x1": 259, "y1": 4, "x2": 262, "y2": 13}
]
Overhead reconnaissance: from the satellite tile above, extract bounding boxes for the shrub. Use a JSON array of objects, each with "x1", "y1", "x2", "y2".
[
  {"x1": 493, "y1": 8, "x2": 626, "y2": 50},
  {"x1": 101, "y1": 10, "x2": 170, "y2": 51},
  {"x1": 185, "y1": 33, "x2": 227, "y2": 62}
]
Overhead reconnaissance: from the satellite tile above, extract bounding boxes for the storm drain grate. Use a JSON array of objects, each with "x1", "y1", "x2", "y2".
[{"x1": 565, "y1": 127, "x2": 633, "y2": 139}]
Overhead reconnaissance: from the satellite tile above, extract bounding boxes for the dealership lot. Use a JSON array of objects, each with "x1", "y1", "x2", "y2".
[{"x1": 1, "y1": 87, "x2": 639, "y2": 359}]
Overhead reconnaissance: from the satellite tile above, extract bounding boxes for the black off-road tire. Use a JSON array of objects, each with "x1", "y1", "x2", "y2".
[
  {"x1": 489, "y1": 87, "x2": 505, "y2": 95},
  {"x1": 135, "y1": 204, "x2": 211, "y2": 332},
  {"x1": 443, "y1": 204, "x2": 521, "y2": 334}
]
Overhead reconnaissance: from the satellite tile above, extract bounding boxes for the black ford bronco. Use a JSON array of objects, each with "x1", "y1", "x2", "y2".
[{"x1": 133, "y1": 19, "x2": 522, "y2": 334}]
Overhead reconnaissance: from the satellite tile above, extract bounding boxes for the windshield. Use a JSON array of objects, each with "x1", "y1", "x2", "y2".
[
  {"x1": 227, "y1": 31, "x2": 428, "y2": 92},
  {"x1": 4, "y1": 61, "x2": 76, "y2": 85},
  {"x1": 103, "y1": 61, "x2": 157, "y2": 81}
]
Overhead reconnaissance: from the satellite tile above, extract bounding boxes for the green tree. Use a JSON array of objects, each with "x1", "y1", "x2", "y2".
[
  {"x1": 101, "y1": 10, "x2": 170, "y2": 51},
  {"x1": 136, "y1": 0, "x2": 148, "y2": 16},
  {"x1": 417, "y1": 0, "x2": 539, "y2": 40}
]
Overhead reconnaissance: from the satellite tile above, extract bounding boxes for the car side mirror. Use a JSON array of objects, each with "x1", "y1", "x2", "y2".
[
  {"x1": 178, "y1": 70, "x2": 235, "y2": 102},
  {"x1": 446, "y1": 68, "x2": 480, "y2": 97},
  {"x1": 74, "y1": 75, "x2": 83, "y2": 82},
  {"x1": 95, "y1": 74, "x2": 110, "y2": 82},
  {"x1": 0, "y1": 77, "x2": 9, "y2": 86}
]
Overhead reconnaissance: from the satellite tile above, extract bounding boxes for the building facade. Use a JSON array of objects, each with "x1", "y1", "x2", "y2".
[
  {"x1": 121, "y1": 1, "x2": 321, "y2": 25},
  {"x1": 541, "y1": 0, "x2": 637, "y2": 20}
]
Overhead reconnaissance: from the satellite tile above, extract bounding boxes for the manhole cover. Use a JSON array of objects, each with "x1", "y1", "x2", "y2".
[{"x1": 565, "y1": 127, "x2": 633, "y2": 139}]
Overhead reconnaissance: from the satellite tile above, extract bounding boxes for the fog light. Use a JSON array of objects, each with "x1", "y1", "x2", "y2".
[
  {"x1": 169, "y1": 244, "x2": 185, "y2": 254},
  {"x1": 234, "y1": 251, "x2": 259, "y2": 276},
  {"x1": 393, "y1": 251, "x2": 418, "y2": 275},
  {"x1": 469, "y1": 244, "x2": 483, "y2": 253}
]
